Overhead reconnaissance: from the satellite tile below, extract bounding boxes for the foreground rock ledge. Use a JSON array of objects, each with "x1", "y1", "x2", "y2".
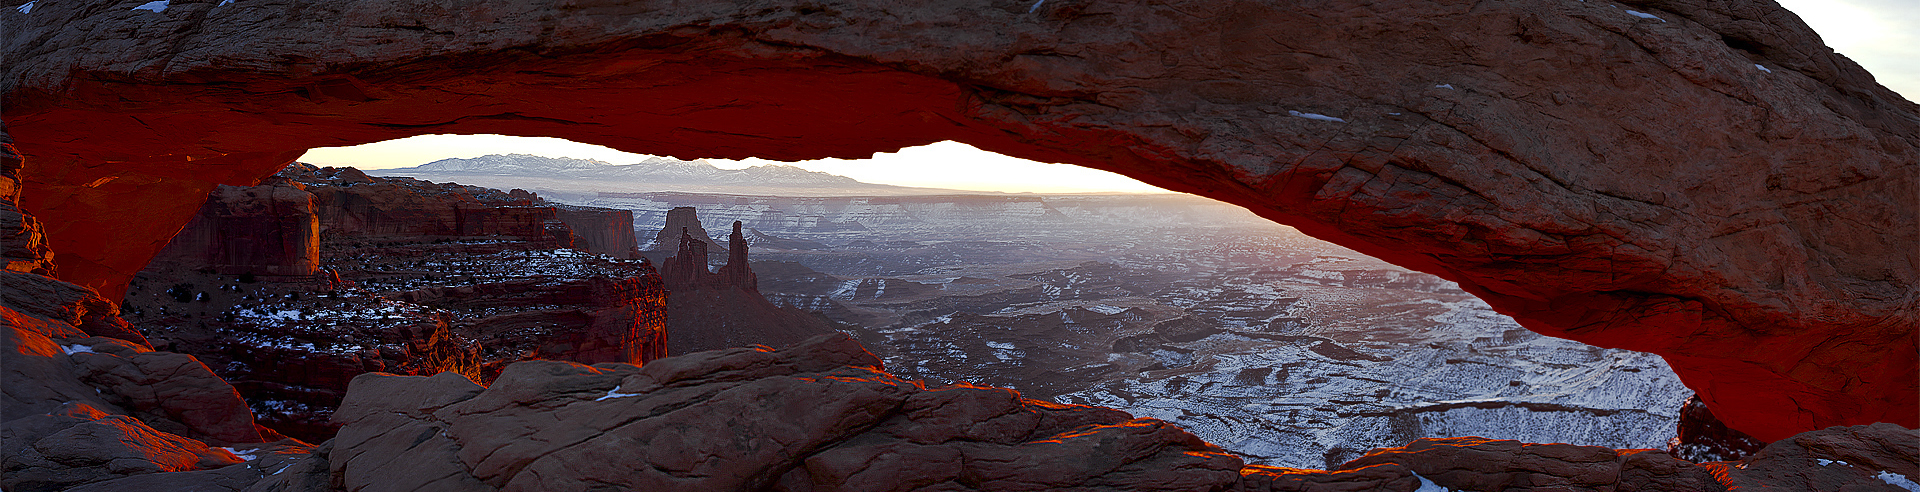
[
  {"x1": 37, "y1": 333, "x2": 1917, "y2": 492},
  {"x1": 3, "y1": 0, "x2": 1915, "y2": 439}
]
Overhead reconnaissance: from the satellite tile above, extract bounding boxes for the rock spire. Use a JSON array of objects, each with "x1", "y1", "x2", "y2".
[
  {"x1": 716, "y1": 221, "x2": 756, "y2": 292},
  {"x1": 654, "y1": 209, "x2": 829, "y2": 355},
  {"x1": 660, "y1": 226, "x2": 712, "y2": 289},
  {"x1": 660, "y1": 214, "x2": 757, "y2": 293}
]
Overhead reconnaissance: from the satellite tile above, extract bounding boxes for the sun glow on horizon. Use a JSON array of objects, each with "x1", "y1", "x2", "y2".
[{"x1": 297, "y1": 136, "x2": 1175, "y2": 195}]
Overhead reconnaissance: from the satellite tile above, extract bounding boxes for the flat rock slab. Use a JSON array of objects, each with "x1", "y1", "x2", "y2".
[{"x1": 327, "y1": 334, "x2": 1246, "y2": 491}]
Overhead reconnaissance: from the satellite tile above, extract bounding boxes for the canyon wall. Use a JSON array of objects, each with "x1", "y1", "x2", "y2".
[
  {"x1": 1, "y1": 0, "x2": 1914, "y2": 440},
  {"x1": 553, "y1": 204, "x2": 641, "y2": 259},
  {"x1": 147, "y1": 182, "x2": 320, "y2": 278},
  {"x1": 289, "y1": 166, "x2": 564, "y2": 244},
  {"x1": 148, "y1": 164, "x2": 651, "y2": 277},
  {"x1": 122, "y1": 165, "x2": 667, "y2": 441}
]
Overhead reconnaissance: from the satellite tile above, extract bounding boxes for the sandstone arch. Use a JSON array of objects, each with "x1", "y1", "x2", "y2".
[{"x1": 3, "y1": 0, "x2": 1913, "y2": 442}]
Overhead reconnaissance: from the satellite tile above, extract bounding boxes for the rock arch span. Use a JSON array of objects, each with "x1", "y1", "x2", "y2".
[{"x1": 3, "y1": 0, "x2": 1913, "y2": 442}]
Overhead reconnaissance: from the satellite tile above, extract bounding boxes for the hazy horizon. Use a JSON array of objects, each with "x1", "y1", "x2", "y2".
[{"x1": 305, "y1": 139, "x2": 1179, "y2": 195}]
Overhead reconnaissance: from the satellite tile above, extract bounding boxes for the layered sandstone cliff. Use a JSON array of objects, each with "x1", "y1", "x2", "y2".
[
  {"x1": 122, "y1": 164, "x2": 667, "y2": 441},
  {"x1": 146, "y1": 180, "x2": 321, "y2": 278},
  {"x1": 554, "y1": 204, "x2": 642, "y2": 259},
  {"x1": 286, "y1": 164, "x2": 569, "y2": 246}
]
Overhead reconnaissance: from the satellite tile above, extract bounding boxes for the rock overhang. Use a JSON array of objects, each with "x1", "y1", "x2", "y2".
[{"x1": 2, "y1": 0, "x2": 1914, "y2": 442}]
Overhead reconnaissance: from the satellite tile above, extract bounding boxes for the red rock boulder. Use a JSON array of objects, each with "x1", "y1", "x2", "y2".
[
  {"x1": 327, "y1": 333, "x2": 1246, "y2": 491},
  {"x1": 63, "y1": 336, "x2": 266, "y2": 446},
  {"x1": 1, "y1": 403, "x2": 246, "y2": 492},
  {"x1": 1709, "y1": 423, "x2": 1920, "y2": 491},
  {"x1": 25, "y1": 327, "x2": 1913, "y2": 491},
  {"x1": 1, "y1": 228, "x2": 268, "y2": 492}
]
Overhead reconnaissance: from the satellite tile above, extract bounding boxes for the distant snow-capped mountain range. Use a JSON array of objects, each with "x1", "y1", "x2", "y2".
[
  {"x1": 364, "y1": 154, "x2": 964, "y2": 197},
  {"x1": 374, "y1": 154, "x2": 861, "y2": 186}
]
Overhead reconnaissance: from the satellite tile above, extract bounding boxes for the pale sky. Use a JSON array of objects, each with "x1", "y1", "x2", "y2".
[
  {"x1": 300, "y1": 1, "x2": 1916, "y2": 193},
  {"x1": 1776, "y1": 0, "x2": 1919, "y2": 98},
  {"x1": 299, "y1": 137, "x2": 1172, "y2": 194}
]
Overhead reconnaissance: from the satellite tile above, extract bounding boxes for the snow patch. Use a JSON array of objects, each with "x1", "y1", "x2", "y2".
[
  {"x1": 132, "y1": 0, "x2": 170, "y2": 12},
  {"x1": 1879, "y1": 471, "x2": 1920, "y2": 492},
  {"x1": 987, "y1": 340, "x2": 1025, "y2": 362},
  {"x1": 1435, "y1": 84, "x2": 1455, "y2": 90},
  {"x1": 62, "y1": 345, "x2": 95, "y2": 355},
  {"x1": 1413, "y1": 472, "x2": 1466, "y2": 492},
  {"x1": 219, "y1": 0, "x2": 234, "y2": 5},
  {"x1": 595, "y1": 385, "x2": 641, "y2": 401},
  {"x1": 219, "y1": 447, "x2": 259, "y2": 461},
  {"x1": 1028, "y1": 0, "x2": 1045, "y2": 13},
  {"x1": 1817, "y1": 458, "x2": 1848, "y2": 466},
  {"x1": 260, "y1": 309, "x2": 305, "y2": 321},
  {"x1": 1288, "y1": 111, "x2": 1347, "y2": 123},
  {"x1": 16, "y1": 1, "x2": 35, "y2": 14},
  {"x1": 1624, "y1": 10, "x2": 1664, "y2": 21},
  {"x1": 1088, "y1": 304, "x2": 1128, "y2": 315},
  {"x1": 1754, "y1": 64, "x2": 1771, "y2": 73},
  {"x1": 829, "y1": 279, "x2": 863, "y2": 300}
]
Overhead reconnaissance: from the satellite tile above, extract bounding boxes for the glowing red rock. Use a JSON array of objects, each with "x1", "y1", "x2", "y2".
[{"x1": 2, "y1": 0, "x2": 1913, "y2": 440}]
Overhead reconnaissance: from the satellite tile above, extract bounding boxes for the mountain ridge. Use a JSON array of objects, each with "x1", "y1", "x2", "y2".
[
  {"x1": 368, "y1": 153, "x2": 864, "y2": 186},
  {"x1": 362, "y1": 154, "x2": 1006, "y2": 198}
]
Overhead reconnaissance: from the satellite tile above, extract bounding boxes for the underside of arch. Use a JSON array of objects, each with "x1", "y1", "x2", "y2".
[{"x1": 2, "y1": 0, "x2": 1914, "y2": 442}]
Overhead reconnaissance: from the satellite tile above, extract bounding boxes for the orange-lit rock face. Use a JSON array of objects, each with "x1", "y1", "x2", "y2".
[{"x1": 2, "y1": 0, "x2": 1913, "y2": 441}]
